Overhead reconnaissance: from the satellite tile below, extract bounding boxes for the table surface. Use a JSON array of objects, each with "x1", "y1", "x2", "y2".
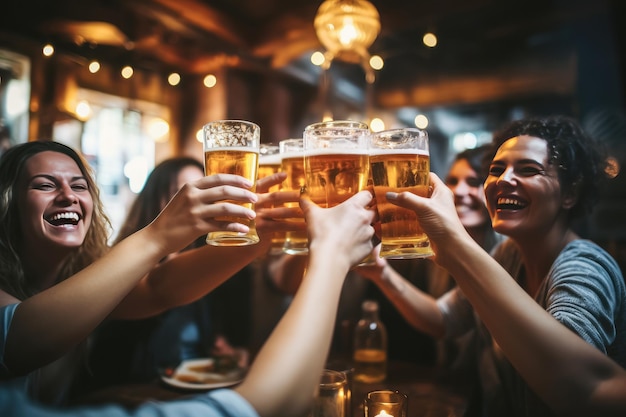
[{"x1": 73, "y1": 361, "x2": 471, "y2": 417}]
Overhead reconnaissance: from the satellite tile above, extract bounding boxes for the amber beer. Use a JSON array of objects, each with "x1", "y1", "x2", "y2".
[
  {"x1": 258, "y1": 147, "x2": 284, "y2": 252},
  {"x1": 204, "y1": 147, "x2": 259, "y2": 245},
  {"x1": 258, "y1": 144, "x2": 281, "y2": 191},
  {"x1": 280, "y1": 139, "x2": 308, "y2": 255},
  {"x1": 303, "y1": 121, "x2": 371, "y2": 258},
  {"x1": 203, "y1": 119, "x2": 260, "y2": 246},
  {"x1": 370, "y1": 131, "x2": 434, "y2": 258},
  {"x1": 304, "y1": 150, "x2": 370, "y2": 208}
]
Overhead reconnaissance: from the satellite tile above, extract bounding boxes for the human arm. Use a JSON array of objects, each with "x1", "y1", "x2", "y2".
[
  {"x1": 356, "y1": 248, "x2": 446, "y2": 338},
  {"x1": 109, "y1": 173, "x2": 305, "y2": 318},
  {"x1": 3, "y1": 174, "x2": 258, "y2": 376},
  {"x1": 236, "y1": 190, "x2": 376, "y2": 417},
  {"x1": 266, "y1": 253, "x2": 308, "y2": 295},
  {"x1": 387, "y1": 173, "x2": 626, "y2": 417}
]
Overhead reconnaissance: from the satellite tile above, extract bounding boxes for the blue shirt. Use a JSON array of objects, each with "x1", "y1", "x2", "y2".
[
  {"x1": 0, "y1": 303, "x2": 19, "y2": 378},
  {"x1": 438, "y1": 239, "x2": 626, "y2": 417},
  {"x1": 0, "y1": 386, "x2": 259, "y2": 417}
]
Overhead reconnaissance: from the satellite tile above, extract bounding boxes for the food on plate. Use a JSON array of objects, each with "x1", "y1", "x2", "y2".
[{"x1": 171, "y1": 356, "x2": 244, "y2": 385}]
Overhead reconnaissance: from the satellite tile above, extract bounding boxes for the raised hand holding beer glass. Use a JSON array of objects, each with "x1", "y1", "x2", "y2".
[
  {"x1": 303, "y1": 120, "x2": 370, "y2": 210},
  {"x1": 369, "y1": 128, "x2": 434, "y2": 258},
  {"x1": 203, "y1": 120, "x2": 260, "y2": 246}
]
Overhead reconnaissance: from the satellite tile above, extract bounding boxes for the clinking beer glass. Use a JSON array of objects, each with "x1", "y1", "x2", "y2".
[
  {"x1": 369, "y1": 128, "x2": 434, "y2": 259},
  {"x1": 280, "y1": 138, "x2": 308, "y2": 255},
  {"x1": 258, "y1": 144, "x2": 284, "y2": 253},
  {"x1": 203, "y1": 120, "x2": 260, "y2": 246},
  {"x1": 303, "y1": 120, "x2": 370, "y2": 215}
]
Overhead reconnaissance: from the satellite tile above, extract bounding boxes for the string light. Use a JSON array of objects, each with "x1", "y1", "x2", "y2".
[
  {"x1": 42, "y1": 44, "x2": 54, "y2": 57},
  {"x1": 121, "y1": 65, "x2": 134, "y2": 79},
  {"x1": 369, "y1": 55, "x2": 384, "y2": 70},
  {"x1": 423, "y1": 32, "x2": 437, "y2": 48},
  {"x1": 311, "y1": 51, "x2": 326, "y2": 66},
  {"x1": 88, "y1": 60, "x2": 101, "y2": 73},
  {"x1": 167, "y1": 72, "x2": 181, "y2": 86},
  {"x1": 370, "y1": 117, "x2": 385, "y2": 132},
  {"x1": 203, "y1": 74, "x2": 217, "y2": 88},
  {"x1": 414, "y1": 114, "x2": 429, "y2": 129}
]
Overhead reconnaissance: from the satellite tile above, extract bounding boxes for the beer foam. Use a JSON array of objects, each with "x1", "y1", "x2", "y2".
[
  {"x1": 369, "y1": 148, "x2": 429, "y2": 156},
  {"x1": 259, "y1": 153, "x2": 282, "y2": 165},
  {"x1": 304, "y1": 148, "x2": 369, "y2": 157},
  {"x1": 205, "y1": 146, "x2": 259, "y2": 154}
]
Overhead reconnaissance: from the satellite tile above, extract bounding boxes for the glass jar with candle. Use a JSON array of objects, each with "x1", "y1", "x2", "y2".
[
  {"x1": 364, "y1": 390, "x2": 407, "y2": 417},
  {"x1": 353, "y1": 300, "x2": 387, "y2": 383}
]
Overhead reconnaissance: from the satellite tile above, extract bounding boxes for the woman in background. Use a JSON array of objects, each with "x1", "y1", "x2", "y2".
[
  {"x1": 86, "y1": 157, "x2": 246, "y2": 391},
  {"x1": 357, "y1": 144, "x2": 502, "y2": 372}
]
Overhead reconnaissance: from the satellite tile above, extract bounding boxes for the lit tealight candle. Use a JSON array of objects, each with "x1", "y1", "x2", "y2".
[{"x1": 374, "y1": 411, "x2": 393, "y2": 417}]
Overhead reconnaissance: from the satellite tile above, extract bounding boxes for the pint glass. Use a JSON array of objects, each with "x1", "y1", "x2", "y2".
[
  {"x1": 280, "y1": 138, "x2": 308, "y2": 255},
  {"x1": 303, "y1": 121, "x2": 370, "y2": 211},
  {"x1": 369, "y1": 128, "x2": 434, "y2": 258},
  {"x1": 258, "y1": 144, "x2": 284, "y2": 253},
  {"x1": 203, "y1": 120, "x2": 260, "y2": 246}
]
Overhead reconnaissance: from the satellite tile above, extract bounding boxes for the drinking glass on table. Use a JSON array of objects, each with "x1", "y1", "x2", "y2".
[
  {"x1": 369, "y1": 128, "x2": 434, "y2": 259},
  {"x1": 203, "y1": 119, "x2": 260, "y2": 246},
  {"x1": 258, "y1": 144, "x2": 285, "y2": 254},
  {"x1": 309, "y1": 369, "x2": 347, "y2": 417},
  {"x1": 280, "y1": 138, "x2": 308, "y2": 255}
]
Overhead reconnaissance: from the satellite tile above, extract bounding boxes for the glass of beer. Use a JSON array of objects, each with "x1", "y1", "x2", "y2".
[
  {"x1": 258, "y1": 144, "x2": 284, "y2": 253},
  {"x1": 203, "y1": 120, "x2": 260, "y2": 246},
  {"x1": 303, "y1": 119, "x2": 370, "y2": 212},
  {"x1": 258, "y1": 144, "x2": 281, "y2": 184},
  {"x1": 279, "y1": 138, "x2": 308, "y2": 255},
  {"x1": 369, "y1": 128, "x2": 434, "y2": 258}
]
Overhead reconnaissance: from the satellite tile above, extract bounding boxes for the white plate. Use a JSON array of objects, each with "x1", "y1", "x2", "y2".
[{"x1": 161, "y1": 358, "x2": 244, "y2": 391}]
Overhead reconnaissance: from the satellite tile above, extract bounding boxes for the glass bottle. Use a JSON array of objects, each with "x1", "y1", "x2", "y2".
[{"x1": 353, "y1": 300, "x2": 387, "y2": 383}]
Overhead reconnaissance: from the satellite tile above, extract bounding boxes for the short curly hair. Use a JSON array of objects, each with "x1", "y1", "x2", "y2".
[{"x1": 488, "y1": 115, "x2": 608, "y2": 220}]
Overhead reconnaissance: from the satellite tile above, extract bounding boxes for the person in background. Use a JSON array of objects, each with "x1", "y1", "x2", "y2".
[
  {"x1": 0, "y1": 141, "x2": 293, "y2": 405},
  {"x1": 372, "y1": 115, "x2": 626, "y2": 417},
  {"x1": 387, "y1": 172, "x2": 626, "y2": 417},
  {"x1": 357, "y1": 145, "x2": 502, "y2": 373},
  {"x1": 85, "y1": 157, "x2": 247, "y2": 392},
  {"x1": 0, "y1": 188, "x2": 377, "y2": 417}
]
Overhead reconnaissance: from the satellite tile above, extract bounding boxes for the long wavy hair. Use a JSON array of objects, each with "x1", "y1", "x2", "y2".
[
  {"x1": 114, "y1": 156, "x2": 205, "y2": 250},
  {"x1": 488, "y1": 115, "x2": 608, "y2": 221},
  {"x1": 0, "y1": 141, "x2": 111, "y2": 299}
]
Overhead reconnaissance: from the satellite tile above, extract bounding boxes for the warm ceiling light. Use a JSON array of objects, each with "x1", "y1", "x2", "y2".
[
  {"x1": 423, "y1": 32, "x2": 438, "y2": 48},
  {"x1": 75, "y1": 100, "x2": 92, "y2": 121},
  {"x1": 168, "y1": 72, "x2": 181, "y2": 86},
  {"x1": 414, "y1": 114, "x2": 429, "y2": 129},
  {"x1": 88, "y1": 60, "x2": 100, "y2": 73},
  {"x1": 121, "y1": 66, "x2": 133, "y2": 79},
  {"x1": 42, "y1": 44, "x2": 55, "y2": 57},
  {"x1": 203, "y1": 74, "x2": 217, "y2": 88},
  {"x1": 369, "y1": 54, "x2": 384, "y2": 70},
  {"x1": 370, "y1": 117, "x2": 385, "y2": 132},
  {"x1": 311, "y1": 51, "x2": 326, "y2": 66},
  {"x1": 314, "y1": 0, "x2": 380, "y2": 62}
]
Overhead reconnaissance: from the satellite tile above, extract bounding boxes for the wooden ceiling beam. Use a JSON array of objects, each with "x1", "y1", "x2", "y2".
[{"x1": 377, "y1": 51, "x2": 578, "y2": 108}]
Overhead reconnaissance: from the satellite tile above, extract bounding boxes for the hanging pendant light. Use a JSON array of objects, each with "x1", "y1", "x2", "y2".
[{"x1": 314, "y1": 0, "x2": 380, "y2": 62}]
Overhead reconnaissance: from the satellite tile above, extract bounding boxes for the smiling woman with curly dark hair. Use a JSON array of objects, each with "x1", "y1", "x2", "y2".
[{"x1": 488, "y1": 115, "x2": 609, "y2": 220}]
